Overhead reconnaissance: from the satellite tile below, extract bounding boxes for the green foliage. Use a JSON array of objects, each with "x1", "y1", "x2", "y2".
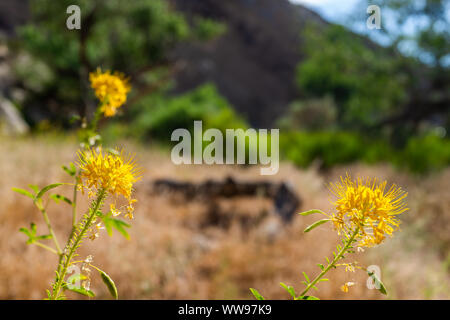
[
  {"x1": 280, "y1": 131, "x2": 364, "y2": 169},
  {"x1": 280, "y1": 282, "x2": 297, "y2": 299},
  {"x1": 367, "y1": 271, "x2": 387, "y2": 295},
  {"x1": 20, "y1": 0, "x2": 190, "y2": 73},
  {"x1": 249, "y1": 288, "x2": 265, "y2": 300},
  {"x1": 36, "y1": 183, "x2": 65, "y2": 200},
  {"x1": 303, "y1": 219, "x2": 330, "y2": 233},
  {"x1": 280, "y1": 130, "x2": 450, "y2": 173},
  {"x1": 395, "y1": 134, "x2": 450, "y2": 173},
  {"x1": 296, "y1": 24, "x2": 407, "y2": 129},
  {"x1": 100, "y1": 212, "x2": 131, "y2": 240},
  {"x1": 298, "y1": 209, "x2": 324, "y2": 216},
  {"x1": 130, "y1": 83, "x2": 248, "y2": 141},
  {"x1": 62, "y1": 163, "x2": 77, "y2": 177},
  {"x1": 363, "y1": 0, "x2": 449, "y2": 67},
  {"x1": 12, "y1": 0, "x2": 224, "y2": 126},
  {"x1": 193, "y1": 17, "x2": 227, "y2": 41},
  {"x1": 19, "y1": 223, "x2": 52, "y2": 245},
  {"x1": 65, "y1": 286, "x2": 95, "y2": 298},
  {"x1": 50, "y1": 194, "x2": 73, "y2": 205},
  {"x1": 97, "y1": 268, "x2": 119, "y2": 299},
  {"x1": 12, "y1": 187, "x2": 34, "y2": 200}
]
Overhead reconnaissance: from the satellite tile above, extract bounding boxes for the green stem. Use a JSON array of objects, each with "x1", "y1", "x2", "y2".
[
  {"x1": 90, "y1": 107, "x2": 103, "y2": 132},
  {"x1": 299, "y1": 227, "x2": 360, "y2": 298},
  {"x1": 70, "y1": 175, "x2": 80, "y2": 238},
  {"x1": 39, "y1": 206, "x2": 62, "y2": 255},
  {"x1": 33, "y1": 241, "x2": 58, "y2": 255},
  {"x1": 50, "y1": 189, "x2": 106, "y2": 300}
]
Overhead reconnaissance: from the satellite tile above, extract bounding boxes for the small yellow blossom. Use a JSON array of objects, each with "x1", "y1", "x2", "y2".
[
  {"x1": 89, "y1": 223, "x2": 104, "y2": 241},
  {"x1": 125, "y1": 204, "x2": 134, "y2": 220},
  {"x1": 342, "y1": 263, "x2": 356, "y2": 272},
  {"x1": 329, "y1": 175, "x2": 408, "y2": 247},
  {"x1": 341, "y1": 282, "x2": 355, "y2": 293},
  {"x1": 88, "y1": 189, "x2": 96, "y2": 199},
  {"x1": 89, "y1": 231, "x2": 99, "y2": 241},
  {"x1": 89, "y1": 69, "x2": 131, "y2": 117},
  {"x1": 110, "y1": 203, "x2": 121, "y2": 217}
]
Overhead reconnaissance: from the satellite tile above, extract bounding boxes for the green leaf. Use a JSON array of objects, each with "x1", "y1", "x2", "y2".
[
  {"x1": 28, "y1": 184, "x2": 40, "y2": 194},
  {"x1": 19, "y1": 227, "x2": 32, "y2": 238},
  {"x1": 98, "y1": 269, "x2": 118, "y2": 299},
  {"x1": 280, "y1": 282, "x2": 297, "y2": 299},
  {"x1": 50, "y1": 194, "x2": 72, "y2": 205},
  {"x1": 62, "y1": 163, "x2": 77, "y2": 177},
  {"x1": 66, "y1": 286, "x2": 95, "y2": 298},
  {"x1": 66, "y1": 273, "x2": 88, "y2": 286},
  {"x1": 12, "y1": 188, "x2": 34, "y2": 200},
  {"x1": 20, "y1": 223, "x2": 40, "y2": 244},
  {"x1": 317, "y1": 263, "x2": 324, "y2": 271},
  {"x1": 30, "y1": 222, "x2": 37, "y2": 234},
  {"x1": 368, "y1": 271, "x2": 387, "y2": 295},
  {"x1": 250, "y1": 288, "x2": 265, "y2": 300},
  {"x1": 304, "y1": 219, "x2": 330, "y2": 233},
  {"x1": 298, "y1": 209, "x2": 324, "y2": 216},
  {"x1": 36, "y1": 183, "x2": 65, "y2": 199},
  {"x1": 102, "y1": 215, "x2": 131, "y2": 240},
  {"x1": 113, "y1": 220, "x2": 131, "y2": 239},
  {"x1": 318, "y1": 278, "x2": 329, "y2": 282},
  {"x1": 36, "y1": 234, "x2": 53, "y2": 240},
  {"x1": 302, "y1": 272, "x2": 310, "y2": 283}
]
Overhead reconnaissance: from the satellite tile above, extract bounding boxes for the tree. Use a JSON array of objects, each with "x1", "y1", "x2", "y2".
[
  {"x1": 296, "y1": 23, "x2": 407, "y2": 132},
  {"x1": 357, "y1": 0, "x2": 450, "y2": 134},
  {"x1": 10, "y1": 0, "x2": 225, "y2": 127}
]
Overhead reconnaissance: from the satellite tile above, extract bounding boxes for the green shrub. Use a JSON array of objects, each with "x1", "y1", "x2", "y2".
[
  {"x1": 280, "y1": 131, "x2": 363, "y2": 169},
  {"x1": 130, "y1": 83, "x2": 248, "y2": 141},
  {"x1": 395, "y1": 134, "x2": 450, "y2": 173},
  {"x1": 280, "y1": 130, "x2": 450, "y2": 173}
]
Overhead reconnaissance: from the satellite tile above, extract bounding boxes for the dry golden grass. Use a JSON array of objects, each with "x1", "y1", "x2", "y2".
[{"x1": 0, "y1": 135, "x2": 449, "y2": 299}]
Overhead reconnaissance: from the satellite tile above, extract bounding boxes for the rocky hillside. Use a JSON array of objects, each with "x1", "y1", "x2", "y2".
[{"x1": 170, "y1": 0, "x2": 328, "y2": 127}]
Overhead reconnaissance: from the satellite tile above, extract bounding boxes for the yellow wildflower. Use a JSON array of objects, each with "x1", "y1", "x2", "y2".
[
  {"x1": 329, "y1": 175, "x2": 408, "y2": 247},
  {"x1": 110, "y1": 203, "x2": 121, "y2": 217},
  {"x1": 78, "y1": 147, "x2": 141, "y2": 200},
  {"x1": 340, "y1": 282, "x2": 355, "y2": 293},
  {"x1": 89, "y1": 69, "x2": 131, "y2": 117}
]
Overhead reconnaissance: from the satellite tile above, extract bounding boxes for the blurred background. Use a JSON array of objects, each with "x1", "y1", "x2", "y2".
[{"x1": 0, "y1": 0, "x2": 449, "y2": 299}]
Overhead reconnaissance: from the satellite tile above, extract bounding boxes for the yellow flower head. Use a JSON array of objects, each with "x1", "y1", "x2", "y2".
[
  {"x1": 89, "y1": 69, "x2": 131, "y2": 117},
  {"x1": 78, "y1": 147, "x2": 141, "y2": 200},
  {"x1": 329, "y1": 175, "x2": 408, "y2": 247}
]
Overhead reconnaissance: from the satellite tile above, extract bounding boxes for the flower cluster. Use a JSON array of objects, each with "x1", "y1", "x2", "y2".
[
  {"x1": 89, "y1": 69, "x2": 131, "y2": 117},
  {"x1": 329, "y1": 175, "x2": 408, "y2": 247},
  {"x1": 77, "y1": 147, "x2": 141, "y2": 218}
]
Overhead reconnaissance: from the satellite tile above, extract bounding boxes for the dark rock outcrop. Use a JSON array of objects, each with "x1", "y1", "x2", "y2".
[
  {"x1": 152, "y1": 176, "x2": 301, "y2": 222},
  {"x1": 170, "y1": 0, "x2": 328, "y2": 128}
]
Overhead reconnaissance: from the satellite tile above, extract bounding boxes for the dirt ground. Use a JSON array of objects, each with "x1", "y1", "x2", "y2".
[{"x1": 0, "y1": 135, "x2": 449, "y2": 299}]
